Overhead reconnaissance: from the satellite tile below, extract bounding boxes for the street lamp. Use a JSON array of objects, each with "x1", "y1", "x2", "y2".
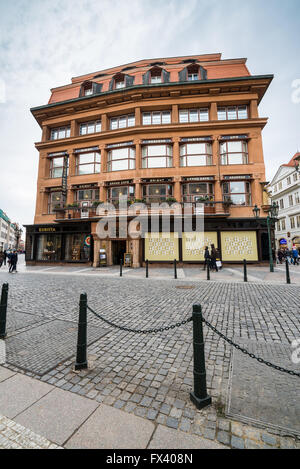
[{"x1": 266, "y1": 202, "x2": 279, "y2": 273}]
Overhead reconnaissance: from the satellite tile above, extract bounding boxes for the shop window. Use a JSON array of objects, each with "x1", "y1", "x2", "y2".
[
  {"x1": 36, "y1": 234, "x2": 62, "y2": 261},
  {"x1": 179, "y1": 108, "x2": 209, "y2": 123},
  {"x1": 65, "y1": 234, "x2": 90, "y2": 261},
  {"x1": 222, "y1": 181, "x2": 251, "y2": 206},
  {"x1": 220, "y1": 141, "x2": 248, "y2": 165},
  {"x1": 107, "y1": 147, "x2": 136, "y2": 172},
  {"x1": 108, "y1": 185, "x2": 135, "y2": 203},
  {"x1": 79, "y1": 120, "x2": 101, "y2": 135},
  {"x1": 50, "y1": 126, "x2": 71, "y2": 140},
  {"x1": 142, "y1": 144, "x2": 172, "y2": 168},
  {"x1": 76, "y1": 151, "x2": 101, "y2": 175},
  {"x1": 76, "y1": 188, "x2": 99, "y2": 204},
  {"x1": 180, "y1": 143, "x2": 212, "y2": 167},
  {"x1": 142, "y1": 184, "x2": 173, "y2": 203},
  {"x1": 217, "y1": 106, "x2": 248, "y2": 120}
]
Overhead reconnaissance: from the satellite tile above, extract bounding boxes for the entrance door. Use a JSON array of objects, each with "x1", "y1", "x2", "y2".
[
  {"x1": 112, "y1": 240, "x2": 127, "y2": 265},
  {"x1": 261, "y1": 232, "x2": 269, "y2": 261}
]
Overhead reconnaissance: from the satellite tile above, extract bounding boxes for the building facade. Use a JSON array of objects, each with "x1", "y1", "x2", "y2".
[
  {"x1": 25, "y1": 53, "x2": 273, "y2": 267},
  {"x1": 268, "y1": 153, "x2": 300, "y2": 250},
  {"x1": 0, "y1": 209, "x2": 18, "y2": 251}
]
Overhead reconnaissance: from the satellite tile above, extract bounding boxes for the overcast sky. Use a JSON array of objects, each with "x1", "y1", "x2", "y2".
[{"x1": 0, "y1": 0, "x2": 299, "y2": 230}]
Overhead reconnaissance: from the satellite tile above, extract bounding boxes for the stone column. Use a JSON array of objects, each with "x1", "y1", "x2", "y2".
[
  {"x1": 135, "y1": 140, "x2": 141, "y2": 170},
  {"x1": 135, "y1": 107, "x2": 141, "y2": 126},
  {"x1": 173, "y1": 138, "x2": 180, "y2": 168},
  {"x1": 172, "y1": 104, "x2": 179, "y2": 124},
  {"x1": 210, "y1": 102, "x2": 218, "y2": 121}
]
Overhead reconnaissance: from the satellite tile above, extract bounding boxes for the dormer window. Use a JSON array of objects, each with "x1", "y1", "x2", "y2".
[
  {"x1": 143, "y1": 66, "x2": 170, "y2": 85},
  {"x1": 151, "y1": 68, "x2": 162, "y2": 84},
  {"x1": 79, "y1": 81, "x2": 102, "y2": 98},
  {"x1": 109, "y1": 73, "x2": 134, "y2": 91},
  {"x1": 115, "y1": 78, "x2": 125, "y2": 89},
  {"x1": 84, "y1": 85, "x2": 93, "y2": 96},
  {"x1": 179, "y1": 64, "x2": 207, "y2": 82},
  {"x1": 187, "y1": 65, "x2": 200, "y2": 81}
]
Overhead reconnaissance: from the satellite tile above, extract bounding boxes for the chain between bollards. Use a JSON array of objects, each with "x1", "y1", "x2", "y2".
[
  {"x1": 146, "y1": 259, "x2": 149, "y2": 278},
  {"x1": 244, "y1": 259, "x2": 248, "y2": 283},
  {"x1": 0, "y1": 283, "x2": 9, "y2": 339},
  {"x1": 190, "y1": 304, "x2": 212, "y2": 410},
  {"x1": 286, "y1": 259, "x2": 291, "y2": 284},
  {"x1": 174, "y1": 259, "x2": 177, "y2": 279},
  {"x1": 75, "y1": 293, "x2": 88, "y2": 371}
]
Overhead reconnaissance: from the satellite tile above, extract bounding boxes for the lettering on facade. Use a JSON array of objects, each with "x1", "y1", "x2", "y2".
[
  {"x1": 106, "y1": 141, "x2": 133, "y2": 149},
  {"x1": 181, "y1": 137, "x2": 212, "y2": 142},
  {"x1": 38, "y1": 227, "x2": 57, "y2": 233}
]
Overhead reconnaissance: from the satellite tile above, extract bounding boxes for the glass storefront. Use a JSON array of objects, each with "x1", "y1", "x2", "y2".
[
  {"x1": 65, "y1": 234, "x2": 90, "y2": 261},
  {"x1": 36, "y1": 234, "x2": 62, "y2": 261}
]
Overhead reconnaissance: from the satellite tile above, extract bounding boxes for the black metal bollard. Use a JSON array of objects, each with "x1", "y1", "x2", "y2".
[
  {"x1": 190, "y1": 304, "x2": 212, "y2": 410},
  {"x1": 120, "y1": 258, "x2": 123, "y2": 277},
  {"x1": 174, "y1": 259, "x2": 177, "y2": 279},
  {"x1": 75, "y1": 293, "x2": 88, "y2": 371},
  {"x1": 207, "y1": 261, "x2": 210, "y2": 281},
  {"x1": 243, "y1": 259, "x2": 248, "y2": 283},
  {"x1": 286, "y1": 259, "x2": 291, "y2": 285},
  {"x1": 0, "y1": 283, "x2": 9, "y2": 339},
  {"x1": 146, "y1": 259, "x2": 149, "y2": 278}
]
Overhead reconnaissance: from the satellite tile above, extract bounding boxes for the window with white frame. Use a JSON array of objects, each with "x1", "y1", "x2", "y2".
[
  {"x1": 280, "y1": 199, "x2": 284, "y2": 209},
  {"x1": 79, "y1": 120, "x2": 101, "y2": 135},
  {"x1": 48, "y1": 191, "x2": 63, "y2": 214},
  {"x1": 281, "y1": 218, "x2": 286, "y2": 230},
  {"x1": 289, "y1": 195, "x2": 294, "y2": 206},
  {"x1": 50, "y1": 126, "x2": 71, "y2": 140},
  {"x1": 294, "y1": 173, "x2": 298, "y2": 182},
  {"x1": 110, "y1": 114, "x2": 135, "y2": 130},
  {"x1": 180, "y1": 143, "x2": 212, "y2": 167},
  {"x1": 107, "y1": 147, "x2": 136, "y2": 172},
  {"x1": 76, "y1": 151, "x2": 101, "y2": 175},
  {"x1": 287, "y1": 176, "x2": 291, "y2": 185},
  {"x1": 179, "y1": 108, "x2": 209, "y2": 123},
  {"x1": 49, "y1": 156, "x2": 69, "y2": 178},
  {"x1": 220, "y1": 140, "x2": 248, "y2": 165},
  {"x1": 290, "y1": 217, "x2": 295, "y2": 229},
  {"x1": 142, "y1": 111, "x2": 171, "y2": 125},
  {"x1": 142, "y1": 144, "x2": 172, "y2": 169},
  {"x1": 217, "y1": 106, "x2": 248, "y2": 120},
  {"x1": 297, "y1": 215, "x2": 300, "y2": 228},
  {"x1": 222, "y1": 181, "x2": 251, "y2": 206}
]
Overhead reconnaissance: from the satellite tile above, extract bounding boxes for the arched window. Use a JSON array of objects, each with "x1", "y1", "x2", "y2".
[
  {"x1": 109, "y1": 73, "x2": 135, "y2": 91},
  {"x1": 79, "y1": 81, "x2": 103, "y2": 97},
  {"x1": 143, "y1": 66, "x2": 170, "y2": 85}
]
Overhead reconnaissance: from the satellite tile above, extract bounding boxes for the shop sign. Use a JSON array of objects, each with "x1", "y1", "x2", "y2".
[
  {"x1": 72, "y1": 183, "x2": 98, "y2": 190},
  {"x1": 74, "y1": 147, "x2": 99, "y2": 153},
  {"x1": 279, "y1": 239, "x2": 288, "y2": 245},
  {"x1": 220, "y1": 135, "x2": 248, "y2": 141},
  {"x1": 181, "y1": 137, "x2": 212, "y2": 143},
  {"x1": 223, "y1": 175, "x2": 251, "y2": 180},
  {"x1": 106, "y1": 141, "x2": 133, "y2": 149},
  {"x1": 84, "y1": 235, "x2": 91, "y2": 247},
  {"x1": 141, "y1": 178, "x2": 173, "y2": 183},
  {"x1": 141, "y1": 139, "x2": 172, "y2": 144},
  {"x1": 61, "y1": 153, "x2": 68, "y2": 201},
  {"x1": 182, "y1": 176, "x2": 214, "y2": 182},
  {"x1": 106, "y1": 180, "x2": 133, "y2": 186},
  {"x1": 48, "y1": 151, "x2": 67, "y2": 157},
  {"x1": 38, "y1": 227, "x2": 57, "y2": 233}
]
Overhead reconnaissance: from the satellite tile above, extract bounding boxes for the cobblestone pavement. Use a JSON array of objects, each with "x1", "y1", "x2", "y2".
[
  {"x1": 0, "y1": 415, "x2": 61, "y2": 449},
  {"x1": 0, "y1": 270, "x2": 300, "y2": 449}
]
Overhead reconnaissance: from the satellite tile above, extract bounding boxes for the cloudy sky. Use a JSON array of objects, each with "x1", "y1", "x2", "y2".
[{"x1": 0, "y1": 0, "x2": 299, "y2": 229}]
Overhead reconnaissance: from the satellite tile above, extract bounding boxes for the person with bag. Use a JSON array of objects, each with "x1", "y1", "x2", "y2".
[
  {"x1": 203, "y1": 246, "x2": 210, "y2": 271},
  {"x1": 210, "y1": 244, "x2": 218, "y2": 272}
]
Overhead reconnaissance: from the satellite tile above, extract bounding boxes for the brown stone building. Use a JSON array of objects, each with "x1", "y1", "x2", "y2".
[{"x1": 25, "y1": 53, "x2": 273, "y2": 267}]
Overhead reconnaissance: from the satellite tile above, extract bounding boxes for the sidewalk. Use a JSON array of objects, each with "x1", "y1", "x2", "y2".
[{"x1": 0, "y1": 366, "x2": 226, "y2": 449}]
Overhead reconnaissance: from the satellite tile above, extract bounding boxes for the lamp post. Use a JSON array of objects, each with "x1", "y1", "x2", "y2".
[{"x1": 253, "y1": 203, "x2": 279, "y2": 273}]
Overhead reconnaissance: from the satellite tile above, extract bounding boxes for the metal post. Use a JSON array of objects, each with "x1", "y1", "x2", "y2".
[
  {"x1": 243, "y1": 259, "x2": 248, "y2": 283},
  {"x1": 0, "y1": 283, "x2": 9, "y2": 339},
  {"x1": 75, "y1": 293, "x2": 88, "y2": 370},
  {"x1": 146, "y1": 259, "x2": 149, "y2": 278},
  {"x1": 190, "y1": 304, "x2": 212, "y2": 410},
  {"x1": 267, "y1": 216, "x2": 274, "y2": 273},
  {"x1": 207, "y1": 261, "x2": 210, "y2": 281},
  {"x1": 286, "y1": 259, "x2": 291, "y2": 285},
  {"x1": 174, "y1": 259, "x2": 177, "y2": 280},
  {"x1": 120, "y1": 258, "x2": 123, "y2": 277}
]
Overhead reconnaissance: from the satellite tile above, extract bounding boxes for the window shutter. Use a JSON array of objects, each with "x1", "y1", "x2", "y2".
[
  {"x1": 94, "y1": 83, "x2": 103, "y2": 94},
  {"x1": 199, "y1": 66, "x2": 207, "y2": 80},
  {"x1": 143, "y1": 71, "x2": 150, "y2": 85},
  {"x1": 125, "y1": 75, "x2": 134, "y2": 87},
  {"x1": 162, "y1": 69, "x2": 170, "y2": 83},
  {"x1": 109, "y1": 79, "x2": 114, "y2": 91},
  {"x1": 179, "y1": 68, "x2": 188, "y2": 82}
]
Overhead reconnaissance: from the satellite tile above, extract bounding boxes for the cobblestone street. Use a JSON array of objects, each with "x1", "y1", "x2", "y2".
[{"x1": 0, "y1": 268, "x2": 300, "y2": 449}]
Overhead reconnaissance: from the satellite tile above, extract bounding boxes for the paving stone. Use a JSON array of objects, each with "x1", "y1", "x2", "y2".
[
  {"x1": 149, "y1": 425, "x2": 227, "y2": 449},
  {"x1": 231, "y1": 436, "x2": 245, "y2": 449},
  {"x1": 166, "y1": 417, "x2": 179, "y2": 429}
]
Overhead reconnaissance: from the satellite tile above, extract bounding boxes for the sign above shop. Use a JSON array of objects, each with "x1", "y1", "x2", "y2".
[
  {"x1": 279, "y1": 239, "x2": 288, "y2": 245},
  {"x1": 106, "y1": 141, "x2": 133, "y2": 149},
  {"x1": 48, "y1": 151, "x2": 67, "y2": 158},
  {"x1": 220, "y1": 135, "x2": 249, "y2": 141},
  {"x1": 182, "y1": 176, "x2": 214, "y2": 182},
  {"x1": 223, "y1": 175, "x2": 252, "y2": 180},
  {"x1": 74, "y1": 147, "x2": 99, "y2": 153},
  {"x1": 38, "y1": 227, "x2": 58, "y2": 233},
  {"x1": 106, "y1": 180, "x2": 133, "y2": 187},
  {"x1": 181, "y1": 137, "x2": 212, "y2": 143},
  {"x1": 141, "y1": 178, "x2": 173, "y2": 183},
  {"x1": 72, "y1": 183, "x2": 98, "y2": 190},
  {"x1": 141, "y1": 139, "x2": 172, "y2": 144}
]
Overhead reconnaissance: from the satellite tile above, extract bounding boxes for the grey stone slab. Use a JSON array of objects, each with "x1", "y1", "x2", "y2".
[
  {"x1": 148, "y1": 425, "x2": 228, "y2": 449},
  {"x1": 6, "y1": 319, "x2": 109, "y2": 375},
  {"x1": 226, "y1": 339, "x2": 300, "y2": 437},
  {"x1": 0, "y1": 366, "x2": 16, "y2": 383},
  {"x1": 0, "y1": 374, "x2": 53, "y2": 418},
  {"x1": 15, "y1": 387, "x2": 99, "y2": 446},
  {"x1": 65, "y1": 404, "x2": 155, "y2": 449}
]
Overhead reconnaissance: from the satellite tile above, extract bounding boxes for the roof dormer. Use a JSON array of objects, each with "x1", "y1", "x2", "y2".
[
  {"x1": 79, "y1": 80, "x2": 103, "y2": 97},
  {"x1": 143, "y1": 66, "x2": 170, "y2": 85},
  {"x1": 108, "y1": 73, "x2": 135, "y2": 91}
]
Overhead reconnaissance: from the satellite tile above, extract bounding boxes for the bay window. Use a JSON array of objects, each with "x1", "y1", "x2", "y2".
[
  {"x1": 222, "y1": 181, "x2": 251, "y2": 206},
  {"x1": 76, "y1": 188, "x2": 99, "y2": 204},
  {"x1": 49, "y1": 156, "x2": 68, "y2": 178},
  {"x1": 48, "y1": 191, "x2": 63, "y2": 214},
  {"x1": 180, "y1": 143, "x2": 212, "y2": 167},
  {"x1": 76, "y1": 151, "x2": 101, "y2": 175},
  {"x1": 110, "y1": 114, "x2": 135, "y2": 130},
  {"x1": 79, "y1": 120, "x2": 101, "y2": 135},
  {"x1": 220, "y1": 141, "x2": 248, "y2": 165},
  {"x1": 50, "y1": 126, "x2": 71, "y2": 140},
  {"x1": 182, "y1": 183, "x2": 214, "y2": 203},
  {"x1": 142, "y1": 111, "x2": 171, "y2": 125},
  {"x1": 107, "y1": 147, "x2": 136, "y2": 172},
  {"x1": 142, "y1": 184, "x2": 173, "y2": 203},
  {"x1": 217, "y1": 106, "x2": 248, "y2": 120},
  {"x1": 142, "y1": 144, "x2": 172, "y2": 168},
  {"x1": 108, "y1": 185, "x2": 135, "y2": 203}
]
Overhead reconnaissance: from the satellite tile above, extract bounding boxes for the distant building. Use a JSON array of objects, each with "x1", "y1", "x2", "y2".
[
  {"x1": 0, "y1": 209, "x2": 19, "y2": 250},
  {"x1": 268, "y1": 153, "x2": 300, "y2": 250}
]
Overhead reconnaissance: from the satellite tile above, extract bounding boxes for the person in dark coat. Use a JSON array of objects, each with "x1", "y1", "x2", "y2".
[
  {"x1": 203, "y1": 246, "x2": 210, "y2": 271},
  {"x1": 277, "y1": 249, "x2": 284, "y2": 264},
  {"x1": 3, "y1": 250, "x2": 7, "y2": 266},
  {"x1": 210, "y1": 244, "x2": 218, "y2": 272},
  {"x1": 0, "y1": 251, "x2": 4, "y2": 267},
  {"x1": 9, "y1": 251, "x2": 18, "y2": 273}
]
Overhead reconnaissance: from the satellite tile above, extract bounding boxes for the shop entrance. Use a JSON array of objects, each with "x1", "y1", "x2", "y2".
[{"x1": 112, "y1": 240, "x2": 127, "y2": 265}]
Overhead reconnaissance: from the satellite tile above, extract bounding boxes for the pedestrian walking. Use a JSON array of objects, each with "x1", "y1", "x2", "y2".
[
  {"x1": 285, "y1": 249, "x2": 292, "y2": 265},
  {"x1": 0, "y1": 250, "x2": 4, "y2": 268},
  {"x1": 9, "y1": 250, "x2": 18, "y2": 273},
  {"x1": 203, "y1": 246, "x2": 210, "y2": 271},
  {"x1": 277, "y1": 249, "x2": 284, "y2": 264},
  {"x1": 3, "y1": 250, "x2": 7, "y2": 266},
  {"x1": 292, "y1": 246, "x2": 299, "y2": 266},
  {"x1": 210, "y1": 244, "x2": 218, "y2": 272}
]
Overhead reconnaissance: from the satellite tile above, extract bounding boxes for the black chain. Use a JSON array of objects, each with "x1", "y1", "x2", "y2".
[
  {"x1": 87, "y1": 305, "x2": 192, "y2": 334},
  {"x1": 202, "y1": 317, "x2": 300, "y2": 378}
]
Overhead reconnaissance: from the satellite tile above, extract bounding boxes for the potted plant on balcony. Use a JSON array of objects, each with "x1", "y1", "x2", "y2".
[
  {"x1": 166, "y1": 197, "x2": 178, "y2": 205},
  {"x1": 223, "y1": 198, "x2": 233, "y2": 211}
]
